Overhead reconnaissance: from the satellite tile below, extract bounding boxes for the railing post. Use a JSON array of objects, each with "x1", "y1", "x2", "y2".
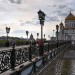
[
  {"x1": 39, "y1": 45, "x2": 43, "y2": 56},
  {"x1": 42, "y1": 54, "x2": 48, "y2": 66},
  {"x1": 42, "y1": 56, "x2": 45, "y2": 66},
  {"x1": 10, "y1": 47, "x2": 15, "y2": 70},
  {"x1": 54, "y1": 50, "x2": 55, "y2": 57},
  {"x1": 33, "y1": 61, "x2": 36, "y2": 73},
  {"x1": 48, "y1": 43, "x2": 49, "y2": 52},
  {"x1": 29, "y1": 44, "x2": 32, "y2": 61},
  {"x1": 50, "y1": 52, "x2": 52, "y2": 59}
]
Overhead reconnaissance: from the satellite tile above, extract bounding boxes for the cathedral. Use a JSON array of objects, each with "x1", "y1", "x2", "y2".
[{"x1": 58, "y1": 11, "x2": 75, "y2": 44}]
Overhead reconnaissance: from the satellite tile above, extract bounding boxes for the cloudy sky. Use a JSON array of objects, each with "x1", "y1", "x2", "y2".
[{"x1": 0, "y1": 0, "x2": 75, "y2": 39}]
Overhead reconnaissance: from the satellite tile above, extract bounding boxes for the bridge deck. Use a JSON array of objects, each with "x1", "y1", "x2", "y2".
[
  {"x1": 54, "y1": 45, "x2": 75, "y2": 75},
  {"x1": 0, "y1": 43, "x2": 74, "y2": 75}
]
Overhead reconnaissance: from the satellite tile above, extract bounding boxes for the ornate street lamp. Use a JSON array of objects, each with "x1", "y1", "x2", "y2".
[
  {"x1": 48, "y1": 35, "x2": 50, "y2": 40},
  {"x1": 44, "y1": 34, "x2": 45, "y2": 43},
  {"x1": 56, "y1": 25, "x2": 59, "y2": 49},
  {"x1": 6, "y1": 27, "x2": 10, "y2": 41},
  {"x1": 53, "y1": 30, "x2": 55, "y2": 37},
  {"x1": 44, "y1": 34, "x2": 45, "y2": 40},
  {"x1": 37, "y1": 10, "x2": 46, "y2": 56},
  {"x1": 44, "y1": 34, "x2": 45, "y2": 38},
  {"x1": 37, "y1": 33, "x2": 39, "y2": 40},
  {"x1": 6, "y1": 27, "x2": 10, "y2": 47},
  {"x1": 26, "y1": 31, "x2": 29, "y2": 40},
  {"x1": 37, "y1": 10, "x2": 45, "y2": 40}
]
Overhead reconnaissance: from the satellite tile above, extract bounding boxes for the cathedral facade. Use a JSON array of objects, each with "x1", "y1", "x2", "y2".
[{"x1": 58, "y1": 12, "x2": 75, "y2": 44}]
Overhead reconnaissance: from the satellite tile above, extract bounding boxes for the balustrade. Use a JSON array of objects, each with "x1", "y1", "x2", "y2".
[{"x1": 0, "y1": 41, "x2": 71, "y2": 74}]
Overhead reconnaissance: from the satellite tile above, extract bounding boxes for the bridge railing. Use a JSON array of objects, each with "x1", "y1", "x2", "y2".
[
  {"x1": 18, "y1": 41, "x2": 71, "y2": 75},
  {"x1": 0, "y1": 41, "x2": 71, "y2": 74}
]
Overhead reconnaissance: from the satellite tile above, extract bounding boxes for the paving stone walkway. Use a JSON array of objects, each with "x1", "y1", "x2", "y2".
[
  {"x1": 49, "y1": 45, "x2": 75, "y2": 75},
  {"x1": 63, "y1": 45, "x2": 75, "y2": 59}
]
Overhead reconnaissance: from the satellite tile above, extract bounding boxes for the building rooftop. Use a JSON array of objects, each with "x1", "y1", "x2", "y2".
[{"x1": 65, "y1": 12, "x2": 75, "y2": 20}]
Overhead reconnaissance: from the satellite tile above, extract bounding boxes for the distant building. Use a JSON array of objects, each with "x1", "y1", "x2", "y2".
[
  {"x1": 57, "y1": 11, "x2": 75, "y2": 44},
  {"x1": 29, "y1": 34, "x2": 35, "y2": 41}
]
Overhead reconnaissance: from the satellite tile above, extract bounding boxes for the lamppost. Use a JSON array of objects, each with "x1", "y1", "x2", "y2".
[
  {"x1": 48, "y1": 35, "x2": 50, "y2": 42},
  {"x1": 37, "y1": 10, "x2": 46, "y2": 56},
  {"x1": 56, "y1": 25, "x2": 59, "y2": 49},
  {"x1": 6, "y1": 27, "x2": 10, "y2": 47},
  {"x1": 53, "y1": 30, "x2": 55, "y2": 37},
  {"x1": 37, "y1": 33, "x2": 39, "y2": 40},
  {"x1": 44, "y1": 34, "x2": 45, "y2": 40},
  {"x1": 44, "y1": 34, "x2": 45, "y2": 43},
  {"x1": 26, "y1": 31, "x2": 29, "y2": 40}
]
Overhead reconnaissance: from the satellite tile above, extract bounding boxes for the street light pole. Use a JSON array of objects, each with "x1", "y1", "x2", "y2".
[
  {"x1": 37, "y1": 10, "x2": 46, "y2": 56},
  {"x1": 56, "y1": 25, "x2": 59, "y2": 49},
  {"x1": 37, "y1": 33, "x2": 39, "y2": 40},
  {"x1": 41, "y1": 23, "x2": 43, "y2": 40},
  {"x1": 7, "y1": 33, "x2": 8, "y2": 41},
  {"x1": 44, "y1": 34, "x2": 45, "y2": 43},
  {"x1": 48, "y1": 35, "x2": 50, "y2": 40},
  {"x1": 44, "y1": 34, "x2": 45, "y2": 40},
  {"x1": 53, "y1": 30, "x2": 55, "y2": 37},
  {"x1": 6, "y1": 27, "x2": 10, "y2": 41},
  {"x1": 6, "y1": 27, "x2": 10, "y2": 47},
  {"x1": 26, "y1": 31, "x2": 29, "y2": 40}
]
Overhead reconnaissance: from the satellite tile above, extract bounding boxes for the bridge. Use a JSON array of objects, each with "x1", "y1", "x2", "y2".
[{"x1": 0, "y1": 41, "x2": 74, "y2": 75}]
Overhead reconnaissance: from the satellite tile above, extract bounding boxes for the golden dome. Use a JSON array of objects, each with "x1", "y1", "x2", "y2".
[{"x1": 65, "y1": 12, "x2": 75, "y2": 20}]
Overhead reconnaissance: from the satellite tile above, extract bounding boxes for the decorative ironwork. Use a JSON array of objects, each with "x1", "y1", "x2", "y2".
[
  {"x1": 15, "y1": 47, "x2": 29, "y2": 66},
  {"x1": 0, "y1": 47, "x2": 29, "y2": 73},
  {"x1": 0, "y1": 50, "x2": 11, "y2": 73},
  {"x1": 44, "y1": 44, "x2": 48, "y2": 53},
  {"x1": 0, "y1": 41, "x2": 71, "y2": 74},
  {"x1": 31, "y1": 45, "x2": 39, "y2": 58}
]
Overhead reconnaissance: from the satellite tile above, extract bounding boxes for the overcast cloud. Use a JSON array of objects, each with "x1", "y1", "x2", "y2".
[{"x1": 0, "y1": 0, "x2": 75, "y2": 39}]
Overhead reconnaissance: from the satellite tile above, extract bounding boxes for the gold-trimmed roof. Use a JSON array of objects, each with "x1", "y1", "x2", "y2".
[{"x1": 65, "y1": 12, "x2": 75, "y2": 20}]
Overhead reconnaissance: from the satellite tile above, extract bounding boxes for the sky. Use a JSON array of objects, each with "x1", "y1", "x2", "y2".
[{"x1": 0, "y1": 0, "x2": 75, "y2": 40}]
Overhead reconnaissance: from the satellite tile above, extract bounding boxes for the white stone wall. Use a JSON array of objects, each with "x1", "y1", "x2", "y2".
[
  {"x1": 65, "y1": 20, "x2": 75, "y2": 28},
  {"x1": 63, "y1": 20, "x2": 75, "y2": 44},
  {"x1": 58, "y1": 19, "x2": 75, "y2": 44}
]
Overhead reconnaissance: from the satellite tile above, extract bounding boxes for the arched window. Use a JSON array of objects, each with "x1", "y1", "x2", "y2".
[
  {"x1": 72, "y1": 23, "x2": 73, "y2": 28},
  {"x1": 74, "y1": 24, "x2": 75, "y2": 27}
]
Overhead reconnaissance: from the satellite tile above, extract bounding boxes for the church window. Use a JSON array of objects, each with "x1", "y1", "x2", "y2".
[
  {"x1": 65, "y1": 23, "x2": 67, "y2": 27},
  {"x1": 74, "y1": 23, "x2": 75, "y2": 27},
  {"x1": 69, "y1": 23, "x2": 70, "y2": 28},
  {"x1": 73, "y1": 23, "x2": 74, "y2": 28},
  {"x1": 70, "y1": 23, "x2": 72, "y2": 27},
  {"x1": 72, "y1": 23, "x2": 73, "y2": 28}
]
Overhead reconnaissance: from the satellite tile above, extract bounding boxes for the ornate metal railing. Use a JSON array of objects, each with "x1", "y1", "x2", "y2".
[
  {"x1": 18, "y1": 42, "x2": 71, "y2": 75},
  {"x1": 0, "y1": 41, "x2": 71, "y2": 74},
  {"x1": 15, "y1": 47, "x2": 29, "y2": 66},
  {"x1": 0, "y1": 45, "x2": 40, "y2": 74},
  {"x1": 0, "y1": 50, "x2": 11, "y2": 73}
]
